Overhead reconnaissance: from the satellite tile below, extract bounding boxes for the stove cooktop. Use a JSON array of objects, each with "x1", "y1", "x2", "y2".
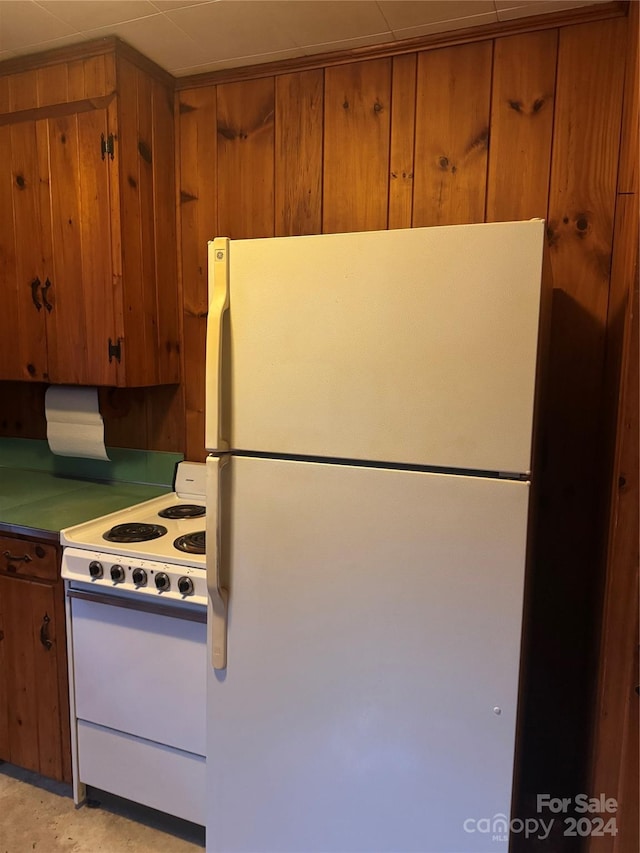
[
  {"x1": 60, "y1": 463, "x2": 207, "y2": 568},
  {"x1": 61, "y1": 492, "x2": 207, "y2": 568}
]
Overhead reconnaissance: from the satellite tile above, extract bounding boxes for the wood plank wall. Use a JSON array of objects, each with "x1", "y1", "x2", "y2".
[
  {"x1": 174, "y1": 9, "x2": 632, "y2": 843},
  {"x1": 588, "y1": 2, "x2": 639, "y2": 850}
]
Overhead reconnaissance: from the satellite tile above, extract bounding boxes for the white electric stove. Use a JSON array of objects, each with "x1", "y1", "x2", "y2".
[{"x1": 60, "y1": 461, "x2": 207, "y2": 828}]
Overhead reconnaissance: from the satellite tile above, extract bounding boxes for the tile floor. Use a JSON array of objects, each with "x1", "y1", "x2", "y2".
[{"x1": 0, "y1": 762, "x2": 205, "y2": 853}]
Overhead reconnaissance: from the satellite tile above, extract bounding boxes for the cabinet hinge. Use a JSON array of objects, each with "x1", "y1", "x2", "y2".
[
  {"x1": 101, "y1": 133, "x2": 115, "y2": 160},
  {"x1": 108, "y1": 338, "x2": 122, "y2": 363}
]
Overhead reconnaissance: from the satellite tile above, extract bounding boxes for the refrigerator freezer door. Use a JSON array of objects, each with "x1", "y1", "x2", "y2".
[
  {"x1": 207, "y1": 456, "x2": 529, "y2": 853},
  {"x1": 206, "y1": 220, "x2": 545, "y2": 474}
]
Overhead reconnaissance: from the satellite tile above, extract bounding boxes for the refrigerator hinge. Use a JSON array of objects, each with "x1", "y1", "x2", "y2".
[
  {"x1": 101, "y1": 133, "x2": 115, "y2": 160},
  {"x1": 108, "y1": 337, "x2": 122, "y2": 364}
]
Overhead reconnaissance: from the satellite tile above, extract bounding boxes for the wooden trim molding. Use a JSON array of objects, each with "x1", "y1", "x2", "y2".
[
  {"x1": 0, "y1": 94, "x2": 115, "y2": 126},
  {"x1": 0, "y1": 4, "x2": 626, "y2": 94},
  {"x1": 175, "y1": 0, "x2": 627, "y2": 89},
  {"x1": 0, "y1": 36, "x2": 174, "y2": 89}
]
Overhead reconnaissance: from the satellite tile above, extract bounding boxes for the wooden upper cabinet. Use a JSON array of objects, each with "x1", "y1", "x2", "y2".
[{"x1": 0, "y1": 44, "x2": 180, "y2": 387}]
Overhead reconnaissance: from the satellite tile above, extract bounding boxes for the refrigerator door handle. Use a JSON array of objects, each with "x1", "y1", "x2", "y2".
[
  {"x1": 207, "y1": 238, "x2": 230, "y2": 451},
  {"x1": 206, "y1": 453, "x2": 229, "y2": 670}
]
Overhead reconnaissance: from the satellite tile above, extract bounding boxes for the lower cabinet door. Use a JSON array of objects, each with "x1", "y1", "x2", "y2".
[{"x1": 0, "y1": 575, "x2": 70, "y2": 781}]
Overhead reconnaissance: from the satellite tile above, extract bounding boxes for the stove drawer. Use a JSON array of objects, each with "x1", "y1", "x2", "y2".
[
  {"x1": 0, "y1": 535, "x2": 58, "y2": 581},
  {"x1": 77, "y1": 720, "x2": 205, "y2": 826},
  {"x1": 69, "y1": 595, "x2": 206, "y2": 756}
]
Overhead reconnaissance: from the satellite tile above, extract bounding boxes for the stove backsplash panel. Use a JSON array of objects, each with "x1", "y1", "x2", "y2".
[{"x1": 0, "y1": 438, "x2": 182, "y2": 487}]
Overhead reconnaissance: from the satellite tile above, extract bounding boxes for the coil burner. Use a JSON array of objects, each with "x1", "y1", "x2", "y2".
[
  {"x1": 158, "y1": 504, "x2": 206, "y2": 520},
  {"x1": 174, "y1": 531, "x2": 206, "y2": 555},
  {"x1": 103, "y1": 523, "x2": 168, "y2": 543}
]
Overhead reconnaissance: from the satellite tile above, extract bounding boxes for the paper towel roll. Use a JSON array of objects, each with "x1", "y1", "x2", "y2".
[{"x1": 45, "y1": 386, "x2": 110, "y2": 461}]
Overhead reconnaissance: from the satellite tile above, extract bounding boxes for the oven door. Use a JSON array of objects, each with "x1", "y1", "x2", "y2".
[{"x1": 68, "y1": 585, "x2": 206, "y2": 756}]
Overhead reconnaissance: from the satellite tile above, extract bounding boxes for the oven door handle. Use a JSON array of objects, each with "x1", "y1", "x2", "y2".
[
  {"x1": 206, "y1": 453, "x2": 229, "y2": 670},
  {"x1": 67, "y1": 588, "x2": 206, "y2": 623}
]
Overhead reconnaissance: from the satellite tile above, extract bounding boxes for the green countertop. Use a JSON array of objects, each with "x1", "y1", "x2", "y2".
[{"x1": 0, "y1": 439, "x2": 182, "y2": 539}]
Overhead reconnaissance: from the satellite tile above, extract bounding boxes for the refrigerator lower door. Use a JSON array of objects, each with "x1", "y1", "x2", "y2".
[{"x1": 207, "y1": 457, "x2": 529, "y2": 853}]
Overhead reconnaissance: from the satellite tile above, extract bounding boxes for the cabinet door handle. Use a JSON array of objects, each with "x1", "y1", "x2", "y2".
[
  {"x1": 41, "y1": 279, "x2": 53, "y2": 312},
  {"x1": 31, "y1": 278, "x2": 42, "y2": 311},
  {"x1": 3, "y1": 550, "x2": 32, "y2": 563},
  {"x1": 40, "y1": 613, "x2": 53, "y2": 651}
]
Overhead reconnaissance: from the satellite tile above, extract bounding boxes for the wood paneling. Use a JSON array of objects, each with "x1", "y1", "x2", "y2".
[
  {"x1": 152, "y1": 76, "x2": 180, "y2": 384},
  {"x1": 275, "y1": 69, "x2": 323, "y2": 237},
  {"x1": 323, "y1": 58, "x2": 391, "y2": 233},
  {"x1": 486, "y1": 30, "x2": 557, "y2": 221},
  {"x1": 101, "y1": 388, "x2": 147, "y2": 450},
  {"x1": 588, "y1": 251, "x2": 638, "y2": 853},
  {"x1": 0, "y1": 77, "x2": 9, "y2": 113},
  {"x1": 0, "y1": 383, "x2": 46, "y2": 439},
  {"x1": 178, "y1": 86, "x2": 217, "y2": 461},
  {"x1": 617, "y1": 0, "x2": 638, "y2": 195},
  {"x1": 66, "y1": 59, "x2": 88, "y2": 102},
  {"x1": 413, "y1": 42, "x2": 492, "y2": 226},
  {"x1": 547, "y1": 19, "x2": 626, "y2": 328},
  {"x1": 216, "y1": 77, "x2": 275, "y2": 239},
  {"x1": 37, "y1": 64, "x2": 69, "y2": 108},
  {"x1": 9, "y1": 70, "x2": 38, "y2": 111},
  {"x1": 388, "y1": 54, "x2": 417, "y2": 230},
  {"x1": 513, "y1": 16, "x2": 627, "y2": 838},
  {"x1": 72, "y1": 54, "x2": 113, "y2": 100},
  {"x1": 588, "y1": 7, "x2": 639, "y2": 848}
]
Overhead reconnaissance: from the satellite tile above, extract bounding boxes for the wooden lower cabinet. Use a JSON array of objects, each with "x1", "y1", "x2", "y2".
[{"x1": 0, "y1": 535, "x2": 71, "y2": 783}]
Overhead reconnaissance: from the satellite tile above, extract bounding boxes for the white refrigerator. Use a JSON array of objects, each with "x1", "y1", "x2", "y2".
[{"x1": 204, "y1": 220, "x2": 547, "y2": 853}]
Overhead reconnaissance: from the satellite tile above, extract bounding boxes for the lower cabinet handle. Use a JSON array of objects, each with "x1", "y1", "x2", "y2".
[
  {"x1": 40, "y1": 613, "x2": 53, "y2": 650},
  {"x1": 31, "y1": 278, "x2": 42, "y2": 310},
  {"x1": 3, "y1": 550, "x2": 32, "y2": 563}
]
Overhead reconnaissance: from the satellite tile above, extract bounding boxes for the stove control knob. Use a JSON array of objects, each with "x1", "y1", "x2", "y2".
[
  {"x1": 178, "y1": 576, "x2": 194, "y2": 596},
  {"x1": 110, "y1": 564, "x2": 125, "y2": 583},
  {"x1": 89, "y1": 560, "x2": 103, "y2": 579},
  {"x1": 132, "y1": 568, "x2": 147, "y2": 587},
  {"x1": 155, "y1": 572, "x2": 170, "y2": 592}
]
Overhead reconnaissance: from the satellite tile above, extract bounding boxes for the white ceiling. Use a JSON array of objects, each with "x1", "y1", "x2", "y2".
[{"x1": 0, "y1": 0, "x2": 608, "y2": 78}]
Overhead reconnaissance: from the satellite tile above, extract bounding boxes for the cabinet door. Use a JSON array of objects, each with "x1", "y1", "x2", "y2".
[
  {"x1": 0, "y1": 121, "x2": 50, "y2": 381},
  {"x1": 0, "y1": 574, "x2": 68, "y2": 780},
  {"x1": 45, "y1": 108, "x2": 119, "y2": 385}
]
